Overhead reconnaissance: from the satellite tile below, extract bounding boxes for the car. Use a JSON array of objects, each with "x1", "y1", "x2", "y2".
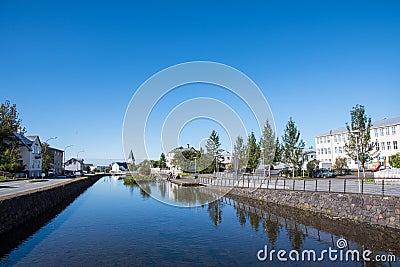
[
  {"x1": 64, "y1": 170, "x2": 76, "y2": 178},
  {"x1": 241, "y1": 167, "x2": 252, "y2": 174},
  {"x1": 310, "y1": 168, "x2": 336, "y2": 178}
]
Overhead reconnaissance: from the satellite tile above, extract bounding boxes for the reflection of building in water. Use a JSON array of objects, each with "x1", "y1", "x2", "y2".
[{"x1": 161, "y1": 181, "x2": 219, "y2": 206}]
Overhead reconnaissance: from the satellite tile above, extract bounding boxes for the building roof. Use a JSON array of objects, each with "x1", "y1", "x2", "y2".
[
  {"x1": 65, "y1": 158, "x2": 84, "y2": 164},
  {"x1": 168, "y1": 146, "x2": 197, "y2": 154},
  {"x1": 13, "y1": 132, "x2": 37, "y2": 150},
  {"x1": 49, "y1": 147, "x2": 64, "y2": 152},
  {"x1": 316, "y1": 116, "x2": 400, "y2": 137}
]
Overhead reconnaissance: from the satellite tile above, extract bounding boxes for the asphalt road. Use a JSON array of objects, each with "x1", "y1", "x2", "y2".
[{"x1": 0, "y1": 178, "x2": 72, "y2": 198}]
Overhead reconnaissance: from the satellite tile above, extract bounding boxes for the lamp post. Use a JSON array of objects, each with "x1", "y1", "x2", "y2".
[
  {"x1": 43, "y1": 137, "x2": 57, "y2": 177},
  {"x1": 193, "y1": 156, "x2": 197, "y2": 179}
]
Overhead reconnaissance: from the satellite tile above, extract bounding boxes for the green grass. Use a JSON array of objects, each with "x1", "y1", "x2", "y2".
[
  {"x1": 0, "y1": 176, "x2": 7, "y2": 182},
  {"x1": 123, "y1": 175, "x2": 156, "y2": 185}
]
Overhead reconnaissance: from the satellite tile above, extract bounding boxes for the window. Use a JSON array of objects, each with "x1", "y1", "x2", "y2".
[
  {"x1": 339, "y1": 146, "x2": 343, "y2": 154},
  {"x1": 323, "y1": 137, "x2": 326, "y2": 143},
  {"x1": 324, "y1": 148, "x2": 327, "y2": 154},
  {"x1": 347, "y1": 158, "x2": 351, "y2": 164},
  {"x1": 386, "y1": 127, "x2": 390, "y2": 135},
  {"x1": 376, "y1": 142, "x2": 380, "y2": 151},
  {"x1": 392, "y1": 126, "x2": 396, "y2": 135},
  {"x1": 381, "y1": 142, "x2": 385, "y2": 150},
  {"x1": 328, "y1": 148, "x2": 331, "y2": 154},
  {"x1": 380, "y1": 128, "x2": 384, "y2": 136},
  {"x1": 317, "y1": 138, "x2": 319, "y2": 144},
  {"x1": 317, "y1": 149, "x2": 320, "y2": 155},
  {"x1": 338, "y1": 135, "x2": 341, "y2": 142},
  {"x1": 387, "y1": 141, "x2": 391, "y2": 150},
  {"x1": 374, "y1": 129, "x2": 378, "y2": 137},
  {"x1": 394, "y1": 141, "x2": 398, "y2": 150},
  {"x1": 334, "y1": 135, "x2": 337, "y2": 143},
  {"x1": 335, "y1": 147, "x2": 338, "y2": 154},
  {"x1": 327, "y1": 136, "x2": 330, "y2": 143}
]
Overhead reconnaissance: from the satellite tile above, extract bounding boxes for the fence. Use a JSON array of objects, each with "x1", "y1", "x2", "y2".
[{"x1": 198, "y1": 175, "x2": 400, "y2": 197}]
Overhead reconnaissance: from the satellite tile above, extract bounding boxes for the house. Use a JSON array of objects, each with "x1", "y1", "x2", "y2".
[
  {"x1": 13, "y1": 132, "x2": 42, "y2": 178},
  {"x1": 166, "y1": 144, "x2": 197, "y2": 171},
  {"x1": 49, "y1": 147, "x2": 64, "y2": 175},
  {"x1": 111, "y1": 162, "x2": 128, "y2": 173},
  {"x1": 65, "y1": 158, "x2": 84, "y2": 173}
]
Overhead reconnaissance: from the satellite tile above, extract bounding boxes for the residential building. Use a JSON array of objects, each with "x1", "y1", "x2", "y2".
[
  {"x1": 315, "y1": 116, "x2": 400, "y2": 170},
  {"x1": 111, "y1": 162, "x2": 128, "y2": 173},
  {"x1": 13, "y1": 132, "x2": 42, "y2": 177},
  {"x1": 65, "y1": 158, "x2": 84, "y2": 173},
  {"x1": 49, "y1": 147, "x2": 64, "y2": 175},
  {"x1": 166, "y1": 144, "x2": 197, "y2": 170},
  {"x1": 302, "y1": 148, "x2": 317, "y2": 170}
]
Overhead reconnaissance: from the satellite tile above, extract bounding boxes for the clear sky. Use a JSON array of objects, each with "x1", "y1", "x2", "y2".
[{"x1": 1, "y1": 0, "x2": 399, "y2": 162}]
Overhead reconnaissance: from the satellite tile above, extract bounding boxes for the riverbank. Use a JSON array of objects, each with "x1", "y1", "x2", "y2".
[
  {"x1": 0, "y1": 174, "x2": 104, "y2": 235},
  {"x1": 226, "y1": 187, "x2": 400, "y2": 230}
]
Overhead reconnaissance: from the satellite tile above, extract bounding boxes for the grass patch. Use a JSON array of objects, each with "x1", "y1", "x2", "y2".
[
  {"x1": 123, "y1": 175, "x2": 156, "y2": 185},
  {"x1": 0, "y1": 176, "x2": 7, "y2": 182}
]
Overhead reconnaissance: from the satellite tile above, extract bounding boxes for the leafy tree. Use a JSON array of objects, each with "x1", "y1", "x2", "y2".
[
  {"x1": 41, "y1": 142, "x2": 52, "y2": 175},
  {"x1": 159, "y1": 153, "x2": 167, "y2": 168},
  {"x1": 389, "y1": 153, "x2": 400, "y2": 168},
  {"x1": 150, "y1": 159, "x2": 159, "y2": 168},
  {"x1": 138, "y1": 160, "x2": 151, "y2": 175},
  {"x1": 306, "y1": 159, "x2": 320, "y2": 171},
  {"x1": 233, "y1": 136, "x2": 248, "y2": 171},
  {"x1": 333, "y1": 157, "x2": 349, "y2": 175},
  {"x1": 247, "y1": 131, "x2": 260, "y2": 171},
  {"x1": 282, "y1": 117, "x2": 305, "y2": 177},
  {"x1": 171, "y1": 149, "x2": 197, "y2": 172},
  {"x1": 196, "y1": 148, "x2": 214, "y2": 174},
  {"x1": 84, "y1": 165, "x2": 91, "y2": 173},
  {"x1": 260, "y1": 120, "x2": 276, "y2": 175},
  {"x1": 0, "y1": 100, "x2": 25, "y2": 172},
  {"x1": 273, "y1": 137, "x2": 282, "y2": 163},
  {"x1": 344, "y1": 104, "x2": 376, "y2": 178},
  {"x1": 205, "y1": 130, "x2": 223, "y2": 173}
]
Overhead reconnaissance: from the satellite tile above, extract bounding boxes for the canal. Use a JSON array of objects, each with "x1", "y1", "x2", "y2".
[{"x1": 1, "y1": 176, "x2": 399, "y2": 266}]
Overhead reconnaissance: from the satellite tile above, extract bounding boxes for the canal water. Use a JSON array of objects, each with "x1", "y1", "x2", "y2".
[{"x1": 1, "y1": 176, "x2": 399, "y2": 266}]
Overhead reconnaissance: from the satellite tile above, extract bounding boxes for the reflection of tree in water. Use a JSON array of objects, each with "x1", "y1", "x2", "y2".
[
  {"x1": 248, "y1": 212, "x2": 262, "y2": 232},
  {"x1": 208, "y1": 200, "x2": 223, "y2": 226},
  {"x1": 158, "y1": 181, "x2": 166, "y2": 198},
  {"x1": 138, "y1": 182, "x2": 151, "y2": 199},
  {"x1": 235, "y1": 206, "x2": 247, "y2": 226},
  {"x1": 286, "y1": 221, "x2": 305, "y2": 251},
  {"x1": 263, "y1": 218, "x2": 280, "y2": 248}
]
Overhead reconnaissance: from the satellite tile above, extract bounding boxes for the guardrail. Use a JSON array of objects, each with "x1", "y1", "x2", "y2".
[{"x1": 198, "y1": 175, "x2": 400, "y2": 197}]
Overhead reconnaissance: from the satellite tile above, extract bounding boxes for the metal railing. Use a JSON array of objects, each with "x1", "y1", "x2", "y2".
[{"x1": 199, "y1": 175, "x2": 400, "y2": 197}]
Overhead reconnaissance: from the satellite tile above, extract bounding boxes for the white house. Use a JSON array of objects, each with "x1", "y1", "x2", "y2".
[
  {"x1": 14, "y1": 132, "x2": 42, "y2": 177},
  {"x1": 166, "y1": 144, "x2": 197, "y2": 171},
  {"x1": 315, "y1": 116, "x2": 400, "y2": 170},
  {"x1": 65, "y1": 158, "x2": 84, "y2": 173},
  {"x1": 111, "y1": 162, "x2": 128, "y2": 173}
]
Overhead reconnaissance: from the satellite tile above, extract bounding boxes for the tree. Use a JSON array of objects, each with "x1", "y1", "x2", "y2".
[
  {"x1": 306, "y1": 159, "x2": 320, "y2": 172},
  {"x1": 247, "y1": 131, "x2": 260, "y2": 171},
  {"x1": 273, "y1": 138, "x2": 282, "y2": 163},
  {"x1": 0, "y1": 100, "x2": 25, "y2": 172},
  {"x1": 233, "y1": 136, "x2": 248, "y2": 171},
  {"x1": 389, "y1": 153, "x2": 400, "y2": 168},
  {"x1": 205, "y1": 130, "x2": 222, "y2": 173},
  {"x1": 282, "y1": 117, "x2": 305, "y2": 177},
  {"x1": 138, "y1": 160, "x2": 151, "y2": 175},
  {"x1": 333, "y1": 157, "x2": 348, "y2": 176},
  {"x1": 159, "y1": 153, "x2": 167, "y2": 168},
  {"x1": 41, "y1": 142, "x2": 52, "y2": 175},
  {"x1": 344, "y1": 104, "x2": 376, "y2": 178},
  {"x1": 171, "y1": 149, "x2": 197, "y2": 172},
  {"x1": 260, "y1": 120, "x2": 276, "y2": 175},
  {"x1": 84, "y1": 165, "x2": 91, "y2": 173}
]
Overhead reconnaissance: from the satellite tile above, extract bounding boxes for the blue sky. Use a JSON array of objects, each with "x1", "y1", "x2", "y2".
[{"x1": 1, "y1": 0, "x2": 399, "y2": 162}]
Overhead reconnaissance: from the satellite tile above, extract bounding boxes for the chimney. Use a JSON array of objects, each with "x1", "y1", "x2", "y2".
[{"x1": 187, "y1": 144, "x2": 190, "y2": 148}]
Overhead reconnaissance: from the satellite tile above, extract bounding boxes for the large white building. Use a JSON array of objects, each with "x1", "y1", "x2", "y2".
[{"x1": 315, "y1": 117, "x2": 400, "y2": 170}]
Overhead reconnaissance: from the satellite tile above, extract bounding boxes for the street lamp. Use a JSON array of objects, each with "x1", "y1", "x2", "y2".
[{"x1": 193, "y1": 156, "x2": 197, "y2": 179}]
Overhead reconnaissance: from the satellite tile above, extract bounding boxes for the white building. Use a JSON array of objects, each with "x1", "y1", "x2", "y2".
[
  {"x1": 165, "y1": 144, "x2": 197, "y2": 170},
  {"x1": 14, "y1": 133, "x2": 42, "y2": 177},
  {"x1": 315, "y1": 117, "x2": 400, "y2": 170},
  {"x1": 65, "y1": 158, "x2": 84, "y2": 173},
  {"x1": 111, "y1": 162, "x2": 128, "y2": 173},
  {"x1": 302, "y1": 148, "x2": 317, "y2": 170}
]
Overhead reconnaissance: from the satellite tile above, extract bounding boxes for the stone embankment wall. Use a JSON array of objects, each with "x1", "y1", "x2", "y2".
[
  {"x1": 0, "y1": 175, "x2": 103, "y2": 235},
  {"x1": 227, "y1": 188, "x2": 400, "y2": 230}
]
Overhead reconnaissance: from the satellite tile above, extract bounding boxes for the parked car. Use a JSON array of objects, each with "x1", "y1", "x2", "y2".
[
  {"x1": 241, "y1": 167, "x2": 252, "y2": 174},
  {"x1": 64, "y1": 170, "x2": 76, "y2": 178},
  {"x1": 310, "y1": 168, "x2": 336, "y2": 178}
]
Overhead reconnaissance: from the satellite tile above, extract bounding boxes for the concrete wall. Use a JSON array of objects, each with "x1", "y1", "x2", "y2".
[
  {"x1": 227, "y1": 188, "x2": 400, "y2": 230},
  {"x1": 0, "y1": 175, "x2": 103, "y2": 235}
]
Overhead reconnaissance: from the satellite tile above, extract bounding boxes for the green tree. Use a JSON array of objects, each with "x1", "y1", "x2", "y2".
[
  {"x1": 84, "y1": 165, "x2": 91, "y2": 173},
  {"x1": 205, "y1": 130, "x2": 222, "y2": 173},
  {"x1": 389, "y1": 153, "x2": 400, "y2": 168},
  {"x1": 344, "y1": 104, "x2": 376, "y2": 178},
  {"x1": 0, "y1": 100, "x2": 25, "y2": 172},
  {"x1": 260, "y1": 120, "x2": 276, "y2": 175},
  {"x1": 159, "y1": 153, "x2": 167, "y2": 168},
  {"x1": 247, "y1": 131, "x2": 260, "y2": 171},
  {"x1": 138, "y1": 160, "x2": 151, "y2": 175},
  {"x1": 233, "y1": 136, "x2": 248, "y2": 171},
  {"x1": 282, "y1": 117, "x2": 305, "y2": 177},
  {"x1": 171, "y1": 149, "x2": 197, "y2": 172},
  {"x1": 41, "y1": 142, "x2": 52, "y2": 175},
  {"x1": 333, "y1": 157, "x2": 349, "y2": 175},
  {"x1": 306, "y1": 159, "x2": 320, "y2": 171},
  {"x1": 273, "y1": 137, "x2": 282, "y2": 163}
]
